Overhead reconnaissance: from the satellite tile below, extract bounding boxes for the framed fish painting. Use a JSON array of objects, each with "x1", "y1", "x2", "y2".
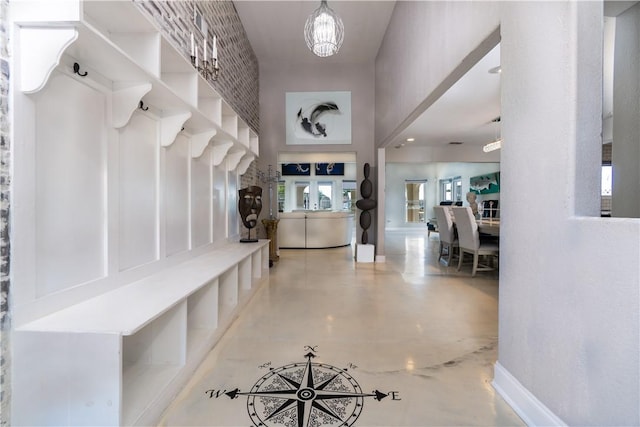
[
  {"x1": 470, "y1": 172, "x2": 500, "y2": 194},
  {"x1": 285, "y1": 91, "x2": 351, "y2": 145}
]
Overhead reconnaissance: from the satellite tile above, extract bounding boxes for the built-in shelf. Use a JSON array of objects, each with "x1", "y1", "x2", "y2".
[
  {"x1": 16, "y1": 0, "x2": 256, "y2": 158},
  {"x1": 9, "y1": 0, "x2": 264, "y2": 426},
  {"x1": 14, "y1": 241, "x2": 269, "y2": 426}
]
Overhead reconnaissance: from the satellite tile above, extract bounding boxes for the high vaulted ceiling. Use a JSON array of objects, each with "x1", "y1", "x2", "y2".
[
  {"x1": 234, "y1": 1, "x2": 396, "y2": 66},
  {"x1": 234, "y1": 1, "x2": 501, "y2": 149}
]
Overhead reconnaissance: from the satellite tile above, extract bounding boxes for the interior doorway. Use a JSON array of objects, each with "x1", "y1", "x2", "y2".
[{"x1": 405, "y1": 180, "x2": 426, "y2": 223}]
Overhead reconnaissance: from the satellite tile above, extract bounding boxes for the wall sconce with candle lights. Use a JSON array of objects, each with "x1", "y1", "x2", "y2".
[{"x1": 191, "y1": 32, "x2": 220, "y2": 81}]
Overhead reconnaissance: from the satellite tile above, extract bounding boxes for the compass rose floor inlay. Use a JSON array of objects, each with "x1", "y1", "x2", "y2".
[{"x1": 158, "y1": 231, "x2": 524, "y2": 426}]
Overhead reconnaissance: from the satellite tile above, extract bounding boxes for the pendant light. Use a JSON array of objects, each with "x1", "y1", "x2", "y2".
[
  {"x1": 483, "y1": 116, "x2": 502, "y2": 152},
  {"x1": 304, "y1": 0, "x2": 344, "y2": 57}
]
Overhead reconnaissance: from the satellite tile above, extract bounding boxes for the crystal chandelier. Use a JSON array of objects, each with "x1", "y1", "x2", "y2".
[{"x1": 304, "y1": 0, "x2": 344, "y2": 57}]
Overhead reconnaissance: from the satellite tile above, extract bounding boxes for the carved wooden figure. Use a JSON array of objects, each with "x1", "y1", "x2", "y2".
[{"x1": 355, "y1": 163, "x2": 377, "y2": 244}]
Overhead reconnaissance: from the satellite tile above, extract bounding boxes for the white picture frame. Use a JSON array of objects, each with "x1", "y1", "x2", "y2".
[{"x1": 285, "y1": 91, "x2": 352, "y2": 145}]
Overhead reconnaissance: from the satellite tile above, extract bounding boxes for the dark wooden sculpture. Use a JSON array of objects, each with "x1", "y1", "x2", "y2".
[{"x1": 355, "y1": 163, "x2": 377, "y2": 244}]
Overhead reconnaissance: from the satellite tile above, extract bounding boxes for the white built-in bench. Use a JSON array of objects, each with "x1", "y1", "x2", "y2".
[{"x1": 13, "y1": 240, "x2": 270, "y2": 426}]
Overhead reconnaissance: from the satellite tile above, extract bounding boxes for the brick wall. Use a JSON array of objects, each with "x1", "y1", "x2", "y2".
[
  {"x1": 134, "y1": 0, "x2": 259, "y2": 133},
  {"x1": 0, "y1": 0, "x2": 10, "y2": 423},
  {"x1": 135, "y1": 1, "x2": 262, "y2": 234}
]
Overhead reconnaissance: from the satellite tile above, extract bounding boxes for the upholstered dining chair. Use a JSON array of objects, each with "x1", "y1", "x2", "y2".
[
  {"x1": 433, "y1": 206, "x2": 458, "y2": 266},
  {"x1": 452, "y1": 206, "x2": 499, "y2": 276}
]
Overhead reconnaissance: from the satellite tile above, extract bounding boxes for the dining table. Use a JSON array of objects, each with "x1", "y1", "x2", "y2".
[
  {"x1": 476, "y1": 218, "x2": 500, "y2": 236},
  {"x1": 447, "y1": 207, "x2": 500, "y2": 237}
]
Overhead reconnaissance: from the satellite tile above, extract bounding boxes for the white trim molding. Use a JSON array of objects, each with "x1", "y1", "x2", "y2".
[{"x1": 493, "y1": 362, "x2": 567, "y2": 427}]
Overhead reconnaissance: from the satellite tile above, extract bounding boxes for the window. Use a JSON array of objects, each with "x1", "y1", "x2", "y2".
[
  {"x1": 406, "y1": 180, "x2": 427, "y2": 223},
  {"x1": 295, "y1": 181, "x2": 310, "y2": 209},
  {"x1": 440, "y1": 176, "x2": 462, "y2": 203},
  {"x1": 277, "y1": 181, "x2": 285, "y2": 212},
  {"x1": 453, "y1": 176, "x2": 463, "y2": 201},
  {"x1": 602, "y1": 165, "x2": 612, "y2": 196},
  {"x1": 440, "y1": 179, "x2": 453, "y2": 202},
  {"x1": 318, "y1": 182, "x2": 333, "y2": 209},
  {"x1": 276, "y1": 157, "x2": 356, "y2": 212},
  {"x1": 342, "y1": 180, "x2": 356, "y2": 211}
]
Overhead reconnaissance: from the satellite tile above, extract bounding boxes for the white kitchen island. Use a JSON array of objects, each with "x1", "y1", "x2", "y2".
[{"x1": 278, "y1": 211, "x2": 354, "y2": 248}]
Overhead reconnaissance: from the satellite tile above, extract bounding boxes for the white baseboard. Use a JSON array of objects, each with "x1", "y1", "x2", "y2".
[{"x1": 492, "y1": 362, "x2": 567, "y2": 427}]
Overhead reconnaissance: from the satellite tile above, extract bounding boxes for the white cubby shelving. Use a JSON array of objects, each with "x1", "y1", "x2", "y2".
[
  {"x1": 9, "y1": 0, "x2": 265, "y2": 426},
  {"x1": 15, "y1": 241, "x2": 270, "y2": 426}
]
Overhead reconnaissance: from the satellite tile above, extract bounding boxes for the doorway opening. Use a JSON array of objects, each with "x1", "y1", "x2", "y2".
[{"x1": 405, "y1": 180, "x2": 427, "y2": 223}]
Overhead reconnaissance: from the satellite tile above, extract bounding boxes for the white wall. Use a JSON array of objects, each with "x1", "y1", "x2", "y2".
[
  {"x1": 499, "y1": 2, "x2": 639, "y2": 425},
  {"x1": 612, "y1": 3, "x2": 640, "y2": 217},
  {"x1": 259, "y1": 62, "x2": 377, "y2": 242},
  {"x1": 384, "y1": 162, "x2": 499, "y2": 229},
  {"x1": 375, "y1": 1, "x2": 500, "y2": 147},
  {"x1": 436, "y1": 162, "x2": 500, "y2": 206},
  {"x1": 385, "y1": 144, "x2": 501, "y2": 164},
  {"x1": 384, "y1": 163, "x2": 437, "y2": 229},
  {"x1": 376, "y1": 1, "x2": 640, "y2": 425}
]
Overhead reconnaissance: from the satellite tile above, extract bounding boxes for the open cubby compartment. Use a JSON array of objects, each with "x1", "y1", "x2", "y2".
[
  {"x1": 263, "y1": 244, "x2": 270, "y2": 272},
  {"x1": 82, "y1": 1, "x2": 162, "y2": 78},
  {"x1": 252, "y1": 247, "x2": 264, "y2": 281},
  {"x1": 12, "y1": 330, "x2": 122, "y2": 427},
  {"x1": 237, "y1": 121, "x2": 251, "y2": 149},
  {"x1": 62, "y1": 25, "x2": 153, "y2": 86},
  {"x1": 250, "y1": 130, "x2": 260, "y2": 156},
  {"x1": 109, "y1": 32, "x2": 161, "y2": 79},
  {"x1": 122, "y1": 301, "x2": 187, "y2": 426},
  {"x1": 160, "y1": 38, "x2": 198, "y2": 108},
  {"x1": 197, "y1": 76, "x2": 223, "y2": 127},
  {"x1": 186, "y1": 278, "x2": 219, "y2": 358},
  {"x1": 218, "y1": 265, "x2": 239, "y2": 320},
  {"x1": 238, "y1": 255, "x2": 252, "y2": 295},
  {"x1": 221, "y1": 102, "x2": 239, "y2": 139}
]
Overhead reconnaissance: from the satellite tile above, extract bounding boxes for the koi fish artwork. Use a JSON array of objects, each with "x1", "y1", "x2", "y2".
[
  {"x1": 285, "y1": 92, "x2": 351, "y2": 145},
  {"x1": 296, "y1": 102, "x2": 340, "y2": 137}
]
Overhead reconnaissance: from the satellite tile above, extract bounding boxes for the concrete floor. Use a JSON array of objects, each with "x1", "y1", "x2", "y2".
[{"x1": 158, "y1": 230, "x2": 524, "y2": 426}]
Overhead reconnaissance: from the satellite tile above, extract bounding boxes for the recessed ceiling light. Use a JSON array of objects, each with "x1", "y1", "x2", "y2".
[
  {"x1": 489, "y1": 66, "x2": 502, "y2": 74},
  {"x1": 406, "y1": 137, "x2": 415, "y2": 142}
]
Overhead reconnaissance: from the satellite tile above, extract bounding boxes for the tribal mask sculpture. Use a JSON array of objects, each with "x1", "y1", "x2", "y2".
[{"x1": 239, "y1": 186, "x2": 263, "y2": 242}]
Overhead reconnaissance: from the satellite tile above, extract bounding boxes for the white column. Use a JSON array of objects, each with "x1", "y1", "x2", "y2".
[{"x1": 612, "y1": 3, "x2": 640, "y2": 217}]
